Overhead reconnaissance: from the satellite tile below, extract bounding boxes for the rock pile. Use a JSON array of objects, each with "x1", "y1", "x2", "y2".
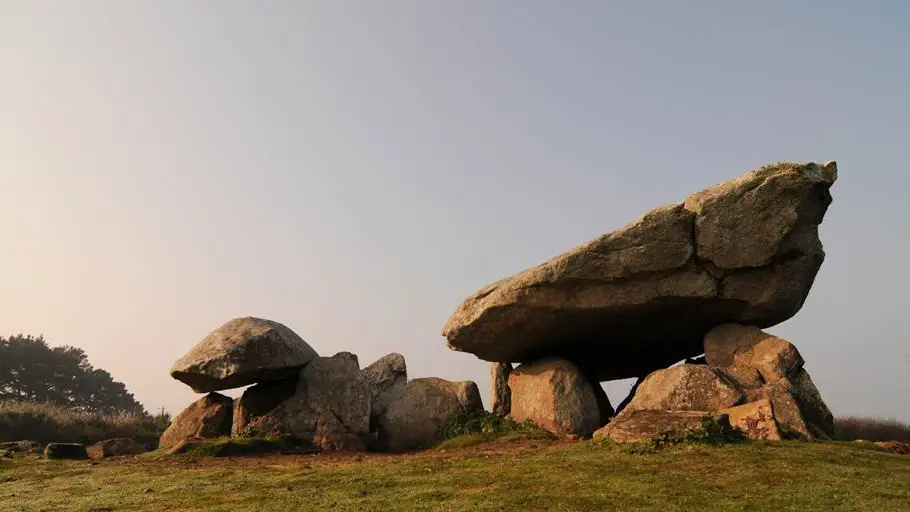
[
  {"x1": 164, "y1": 317, "x2": 481, "y2": 452},
  {"x1": 443, "y1": 161, "x2": 839, "y2": 441},
  {"x1": 596, "y1": 324, "x2": 834, "y2": 442}
]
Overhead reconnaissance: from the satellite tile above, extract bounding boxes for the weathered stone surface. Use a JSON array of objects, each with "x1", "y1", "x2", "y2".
[
  {"x1": 741, "y1": 369, "x2": 834, "y2": 440},
  {"x1": 736, "y1": 338, "x2": 804, "y2": 382},
  {"x1": 720, "y1": 399, "x2": 781, "y2": 441},
  {"x1": 746, "y1": 384, "x2": 811, "y2": 439},
  {"x1": 362, "y1": 353, "x2": 407, "y2": 428},
  {"x1": 490, "y1": 362, "x2": 513, "y2": 416},
  {"x1": 159, "y1": 393, "x2": 234, "y2": 450},
  {"x1": 705, "y1": 324, "x2": 804, "y2": 381},
  {"x1": 232, "y1": 378, "x2": 298, "y2": 437},
  {"x1": 377, "y1": 377, "x2": 483, "y2": 452},
  {"x1": 594, "y1": 410, "x2": 728, "y2": 444},
  {"x1": 614, "y1": 326, "x2": 832, "y2": 443},
  {"x1": 171, "y1": 317, "x2": 319, "y2": 393},
  {"x1": 706, "y1": 326, "x2": 833, "y2": 439},
  {"x1": 715, "y1": 364, "x2": 764, "y2": 390},
  {"x1": 622, "y1": 365, "x2": 743, "y2": 413},
  {"x1": 245, "y1": 354, "x2": 372, "y2": 452},
  {"x1": 704, "y1": 323, "x2": 773, "y2": 367},
  {"x1": 44, "y1": 443, "x2": 88, "y2": 460},
  {"x1": 88, "y1": 438, "x2": 147, "y2": 458},
  {"x1": 783, "y1": 369, "x2": 835, "y2": 438},
  {"x1": 442, "y1": 162, "x2": 836, "y2": 380},
  {"x1": 0, "y1": 440, "x2": 42, "y2": 454},
  {"x1": 332, "y1": 351, "x2": 360, "y2": 367},
  {"x1": 508, "y1": 359, "x2": 607, "y2": 437}
]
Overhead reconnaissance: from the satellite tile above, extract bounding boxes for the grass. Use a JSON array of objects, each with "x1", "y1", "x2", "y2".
[
  {"x1": 835, "y1": 416, "x2": 910, "y2": 442},
  {"x1": 0, "y1": 438, "x2": 908, "y2": 511},
  {"x1": 434, "y1": 410, "x2": 555, "y2": 450},
  {"x1": 159, "y1": 436, "x2": 320, "y2": 458},
  {"x1": 0, "y1": 402, "x2": 163, "y2": 448}
]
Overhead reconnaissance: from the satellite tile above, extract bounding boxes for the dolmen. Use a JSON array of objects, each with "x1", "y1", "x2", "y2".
[
  {"x1": 442, "y1": 161, "x2": 839, "y2": 442},
  {"x1": 164, "y1": 317, "x2": 482, "y2": 452}
]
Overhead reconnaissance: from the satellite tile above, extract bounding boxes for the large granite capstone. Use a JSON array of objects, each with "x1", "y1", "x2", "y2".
[
  {"x1": 171, "y1": 317, "x2": 318, "y2": 392},
  {"x1": 442, "y1": 162, "x2": 837, "y2": 380}
]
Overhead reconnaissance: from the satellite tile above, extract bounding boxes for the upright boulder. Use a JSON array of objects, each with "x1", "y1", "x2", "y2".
[
  {"x1": 442, "y1": 162, "x2": 837, "y2": 380},
  {"x1": 170, "y1": 317, "x2": 319, "y2": 393},
  {"x1": 159, "y1": 393, "x2": 234, "y2": 450},
  {"x1": 490, "y1": 362, "x2": 513, "y2": 416},
  {"x1": 362, "y1": 353, "x2": 407, "y2": 428},
  {"x1": 508, "y1": 359, "x2": 608, "y2": 437},
  {"x1": 232, "y1": 378, "x2": 298, "y2": 437},
  {"x1": 244, "y1": 353, "x2": 372, "y2": 452},
  {"x1": 377, "y1": 377, "x2": 483, "y2": 452}
]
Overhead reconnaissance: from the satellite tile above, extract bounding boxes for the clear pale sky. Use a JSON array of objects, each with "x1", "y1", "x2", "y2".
[{"x1": 2, "y1": 1, "x2": 908, "y2": 421}]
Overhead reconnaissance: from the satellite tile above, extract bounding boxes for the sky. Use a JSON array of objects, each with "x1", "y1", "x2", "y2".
[{"x1": 1, "y1": 1, "x2": 908, "y2": 421}]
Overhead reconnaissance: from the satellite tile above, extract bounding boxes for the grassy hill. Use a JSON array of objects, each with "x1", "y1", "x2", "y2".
[{"x1": 2, "y1": 437, "x2": 908, "y2": 511}]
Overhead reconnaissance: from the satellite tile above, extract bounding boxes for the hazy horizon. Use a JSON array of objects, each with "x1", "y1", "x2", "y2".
[{"x1": 2, "y1": 2, "x2": 909, "y2": 421}]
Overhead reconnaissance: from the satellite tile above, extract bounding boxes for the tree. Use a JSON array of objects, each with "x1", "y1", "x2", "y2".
[{"x1": 0, "y1": 334, "x2": 147, "y2": 415}]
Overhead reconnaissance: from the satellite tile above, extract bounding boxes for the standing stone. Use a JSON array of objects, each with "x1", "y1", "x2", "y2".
[
  {"x1": 508, "y1": 359, "x2": 606, "y2": 437},
  {"x1": 362, "y1": 353, "x2": 408, "y2": 428},
  {"x1": 442, "y1": 162, "x2": 837, "y2": 381},
  {"x1": 377, "y1": 377, "x2": 483, "y2": 452},
  {"x1": 245, "y1": 354, "x2": 372, "y2": 452},
  {"x1": 490, "y1": 362, "x2": 513, "y2": 416},
  {"x1": 170, "y1": 317, "x2": 319, "y2": 393},
  {"x1": 159, "y1": 393, "x2": 234, "y2": 450},
  {"x1": 232, "y1": 378, "x2": 298, "y2": 437}
]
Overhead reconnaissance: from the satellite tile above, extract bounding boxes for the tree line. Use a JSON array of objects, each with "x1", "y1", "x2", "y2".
[{"x1": 0, "y1": 334, "x2": 146, "y2": 415}]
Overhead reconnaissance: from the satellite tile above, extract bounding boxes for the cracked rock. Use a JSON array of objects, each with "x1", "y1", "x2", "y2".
[
  {"x1": 244, "y1": 354, "x2": 372, "y2": 451},
  {"x1": 442, "y1": 162, "x2": 837, "y2": 381}
]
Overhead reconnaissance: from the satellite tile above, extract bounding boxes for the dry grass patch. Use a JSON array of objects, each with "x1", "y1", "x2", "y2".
[{"x1": 0, "y1": 402, "x2": 162, "y2": 447}]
